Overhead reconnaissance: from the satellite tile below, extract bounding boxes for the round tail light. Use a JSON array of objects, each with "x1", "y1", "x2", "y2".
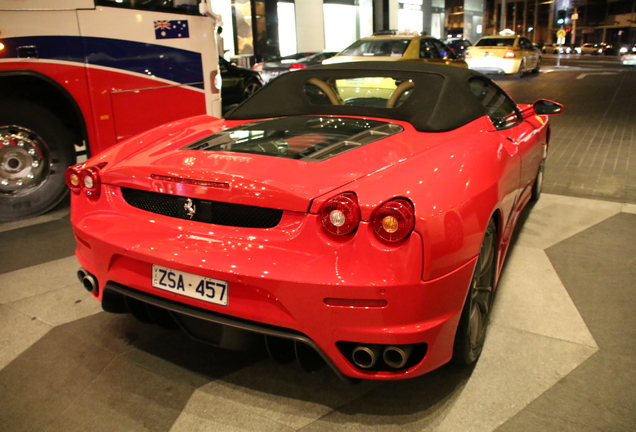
[
  {"x1": 320, "y1": 192, "x2": 361, "y2": 236},
  {"x1": 65, "y1": 164, "x2": 83, "y2": 194},
  {"x1": 65, "y1": 163, "x2": 105, "y2": 199},
  {"x1": 80, "y1": 166, "x2": 102, "y2": 197},
  {"x1": 371, "y1": 198, "x2": 415, "y2": 242}
]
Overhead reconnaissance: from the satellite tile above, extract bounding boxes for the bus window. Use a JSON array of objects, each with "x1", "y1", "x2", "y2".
[{"x1": 95, "y1": 0, "x2": 201, "y2": 15}]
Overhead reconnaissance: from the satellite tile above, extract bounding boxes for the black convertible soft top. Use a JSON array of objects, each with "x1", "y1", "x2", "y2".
[{"x1": 225, "y1": 61, "x2": 490, "y2": 133}]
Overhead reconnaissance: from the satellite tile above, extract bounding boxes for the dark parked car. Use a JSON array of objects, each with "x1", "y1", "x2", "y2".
[
  {"x1": 252, "y1": 52, "x2": 338, "y2": 83},
  {"x1": 445, "y1": 37, "x2": 472, "y2": 58},
  {"x1": 219, "y1": 57, "x2": 263, "y2": 112},
  {"x1": 603, "y1": 43, "x2": 635, "y2": 56}
]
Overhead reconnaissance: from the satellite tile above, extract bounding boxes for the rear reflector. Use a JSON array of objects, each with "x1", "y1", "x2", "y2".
[{"x1": 324, "y1": 298, "x2": 388, "y2": 308}]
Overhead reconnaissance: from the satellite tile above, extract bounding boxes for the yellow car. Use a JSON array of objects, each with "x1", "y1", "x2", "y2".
[
  {"x1": 465, "y1": 35, "x2": 541, "y2": 76},
  {"x1": 323, "y1": 33, "x2": 467, "y2": 68}
]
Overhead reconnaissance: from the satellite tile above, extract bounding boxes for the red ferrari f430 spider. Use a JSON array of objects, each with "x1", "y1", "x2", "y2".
[{"x1": 67, "y1": 62, "x2": 562, "y2": 381}]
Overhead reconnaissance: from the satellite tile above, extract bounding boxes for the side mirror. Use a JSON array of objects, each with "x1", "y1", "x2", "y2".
[{"x1": 534, "y1": 99, "x2": 563, "y2": 115}]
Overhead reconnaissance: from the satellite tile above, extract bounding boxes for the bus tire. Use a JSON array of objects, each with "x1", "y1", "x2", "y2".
[{"x1": 0, "y1": 99, "x2": 75, "y2": 221}]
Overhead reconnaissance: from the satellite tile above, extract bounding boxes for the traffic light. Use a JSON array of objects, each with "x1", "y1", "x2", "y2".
[{"x1": 557, "y1": 10, "x2": 566, "y2": 25}]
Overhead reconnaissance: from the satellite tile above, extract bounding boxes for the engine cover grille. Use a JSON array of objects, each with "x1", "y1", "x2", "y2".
[{"x1": 121, "y1": 187, "x2": 283, "y2": 228}]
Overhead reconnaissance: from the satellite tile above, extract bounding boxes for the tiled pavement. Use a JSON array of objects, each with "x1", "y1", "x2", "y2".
[
  {"x1": 499, "y1": 63, "x2": 636, "y2": 204},
  {"x1": 1, "y1": 68, "x2": 635, "y2": 432}
]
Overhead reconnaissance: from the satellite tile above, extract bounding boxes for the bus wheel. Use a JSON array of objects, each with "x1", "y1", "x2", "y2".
[{"x1": 0, "y1": 99, "x2": 75, "y2": 221}]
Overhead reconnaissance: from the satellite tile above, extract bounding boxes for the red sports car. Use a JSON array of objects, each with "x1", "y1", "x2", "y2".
[{"x1": 67, "y1": 62, "x2": 562, "y2": 381}]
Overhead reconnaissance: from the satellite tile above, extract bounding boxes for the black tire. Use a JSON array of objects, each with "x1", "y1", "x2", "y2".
[
  {"x1": 0, "y1": 99, "x2": 75, "y2": 221},
  {"x1": 452, "y1": 218, "x2": 497, "y2": 365}
]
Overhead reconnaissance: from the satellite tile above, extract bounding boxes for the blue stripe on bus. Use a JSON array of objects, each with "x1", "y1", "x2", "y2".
[{"x1": 0, "y1": 35, "x2": 204, "y2": 89}]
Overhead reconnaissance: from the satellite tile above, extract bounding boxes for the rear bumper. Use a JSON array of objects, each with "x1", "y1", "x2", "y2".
[
  {"x1": 467, "y1": 57, "x2": 521, "y2": 74},
  {"x1": 71, "y1": 188, "x2": 476, "y2": 380}
]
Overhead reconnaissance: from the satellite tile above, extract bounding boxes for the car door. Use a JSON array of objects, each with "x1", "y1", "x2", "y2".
[
  {"x1": 418, "y1": 38, "x2": 464, "y2": 66},
  {"x1": 469, "y1": 77, "x2": 540, "y2": 212},
  {"x1": 518, "y1": 37, "x2": 539, "y2": 69}
]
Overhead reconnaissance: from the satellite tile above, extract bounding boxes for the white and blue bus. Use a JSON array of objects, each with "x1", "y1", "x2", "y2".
[{"x1": 0, "y1": 0, "x2": 222, "y2": 220}]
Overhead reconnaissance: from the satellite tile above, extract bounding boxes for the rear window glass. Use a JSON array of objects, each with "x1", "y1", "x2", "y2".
[
  {"x1": 475, "y1": 38, "x2": 515, "y2": 47},
  {"x1": 340, "y1": 39, "x2": 411, "y2": 57},
  {"x1": 304, "y1": 77, "x2": 414, "y2": 109},
  {"x1": 182, "y1": 117, "x2": 402, "y2": 161}
]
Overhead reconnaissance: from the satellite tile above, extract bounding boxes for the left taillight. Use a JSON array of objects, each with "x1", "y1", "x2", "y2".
[
  {"x1": 320, "y1": 192, "x2": 361, "y2": 236},
  {"x1": 371, "y1": 198, "x2": 415, "y2": 243},
  {"x1": 289, "y1": 63, "x2": 307, "y2": 71},
  {"x1": 65, "y1": 163, "x2": 104, "y2": 198}
]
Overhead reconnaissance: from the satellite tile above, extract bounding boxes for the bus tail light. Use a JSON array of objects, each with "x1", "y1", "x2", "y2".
[
  {"x1": 371, "y1": 198, "x2": 415, "y2": 242},
  {"x1": 211, "y1": 70, "x2": 220, "y2": 94}
]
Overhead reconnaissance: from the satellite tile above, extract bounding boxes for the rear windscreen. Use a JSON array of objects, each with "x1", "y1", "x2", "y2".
[
  {"x1": 182, "y1": 116, "x2": 402, "y2": 161},
  {"x1": 475, "y1": 38, "x2": 514, "y2": 47},
  {"x1": 340, "y1": 39, "x2": 410, "y2": 57}
]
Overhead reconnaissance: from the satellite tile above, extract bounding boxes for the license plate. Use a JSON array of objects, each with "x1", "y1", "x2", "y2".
[{"x1": 152, "y1": 265, "x2": 228, "y2": 306}]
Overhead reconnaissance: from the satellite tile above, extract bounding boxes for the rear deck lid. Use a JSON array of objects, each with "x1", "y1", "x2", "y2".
[{"x1": 102, "y1": 116, "x2": 406, "y2": 213}]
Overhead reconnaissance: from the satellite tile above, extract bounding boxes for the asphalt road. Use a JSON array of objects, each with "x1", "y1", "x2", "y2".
[{"x1": 493, "y1": 54, "x2": 636, "y2": 204}]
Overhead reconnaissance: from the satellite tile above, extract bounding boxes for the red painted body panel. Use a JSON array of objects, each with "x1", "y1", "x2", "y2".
[
  {"x1": 72, "y1": 183, "x2": 476, "y2": 379},
  {"x1": 0, "y1": 60, "x2": 206, "y2": 154},
  {"x1": 69, "y1": 106, "x2": 553, "y2": 379}
]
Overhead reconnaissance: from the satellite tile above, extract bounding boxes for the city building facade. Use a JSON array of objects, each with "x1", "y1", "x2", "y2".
[{"x1": 214, "y1": 0, "x2": 636, "y2": 64}]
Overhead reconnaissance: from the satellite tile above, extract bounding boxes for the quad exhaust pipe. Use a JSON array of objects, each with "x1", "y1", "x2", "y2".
[
  {"x1": 382, "y1": 345, "x2": 414, "y2": 369},
  {"x1": 351, "y1": 343, "x2": 415, "y2": 370},
  {"x1": 352, "y1": 344, "x2": 382, "y2": 369},
  {"x1": 77, "y1": 268, "x2": 98, "y2": 294}
]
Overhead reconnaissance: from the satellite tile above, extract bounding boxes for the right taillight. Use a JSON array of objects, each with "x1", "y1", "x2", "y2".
[
  {"x1": 371, "y1": 198, "x2": 415, "y2": 242},
  {"x1": 320, "y1": 192, "x2": 361, "y2": 236}
]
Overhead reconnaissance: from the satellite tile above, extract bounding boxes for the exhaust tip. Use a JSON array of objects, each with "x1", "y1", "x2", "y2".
[
  {"x1": 352, "y1": 344, "x2": 381, "y2": 369},
  {"x1": 77, "y1": 267, "x2": 98, "y2": 293},
  {"x1": 383, "y1": 345, "x2": 414, "y2": 369}
]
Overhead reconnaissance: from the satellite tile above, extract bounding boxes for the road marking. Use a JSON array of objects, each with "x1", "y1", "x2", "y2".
[{"x1": 576, "y1": 71, "x2": 619, "y2": 79}]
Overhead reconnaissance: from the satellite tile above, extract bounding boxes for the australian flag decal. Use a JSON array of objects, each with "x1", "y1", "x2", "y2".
[{"x1": 154, "y1": 20, "x2": 190, "y2": 39}]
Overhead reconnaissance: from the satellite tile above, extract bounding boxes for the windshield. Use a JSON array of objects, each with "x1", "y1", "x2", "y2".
[
  {"x1": 303, "y1": 76, "x2": 415, "y2": 109},
  {"x1": 475, "y1": 38, "x2": 515, "y2": 47},
  {"x1": 340, "y1": 39, "x2": 411, "y2": 57}
]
